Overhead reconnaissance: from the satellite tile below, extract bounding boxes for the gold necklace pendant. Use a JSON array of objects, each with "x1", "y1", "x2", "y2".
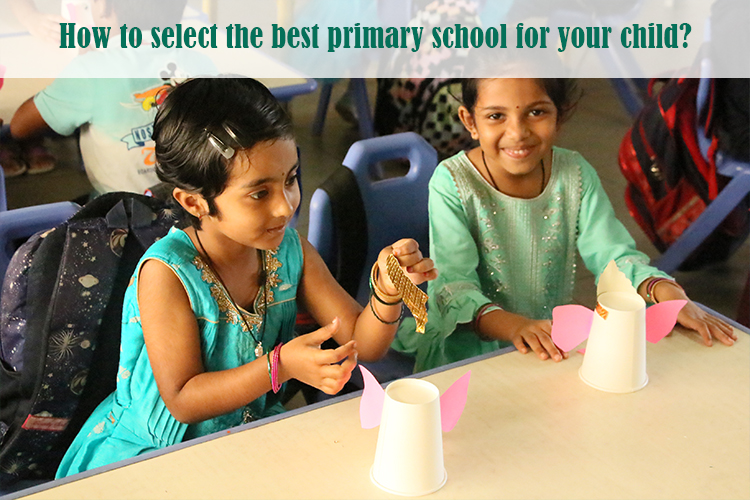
[{"x1": 255, "y1": 342, "x2": 264, "y2": 358}]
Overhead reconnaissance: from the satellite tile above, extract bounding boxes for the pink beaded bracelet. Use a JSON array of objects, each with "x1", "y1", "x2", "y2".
[{"x1": 270, "y1": 343, "x2": 283, "y2": 394}]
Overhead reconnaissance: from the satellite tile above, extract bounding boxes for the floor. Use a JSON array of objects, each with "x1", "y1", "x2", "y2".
[{"x1": 1, "y1": 78, "x2": 747, "y2": 320}]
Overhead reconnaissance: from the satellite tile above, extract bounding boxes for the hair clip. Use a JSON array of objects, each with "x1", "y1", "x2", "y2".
[
  {"x1": 205, "y1": 130, "x2": 235, "y2": 160},
  {"x1": 222, "y1": 123, "x2": 241, "y2": 145}
]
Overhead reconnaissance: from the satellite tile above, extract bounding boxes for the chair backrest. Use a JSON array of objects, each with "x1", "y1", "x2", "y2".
[
  {"x1": 0, "y1": 202, "x2": 80, "y2": 288},
  {"x1": 308, "y1": 132, "x2": 438, "y2": 304}
]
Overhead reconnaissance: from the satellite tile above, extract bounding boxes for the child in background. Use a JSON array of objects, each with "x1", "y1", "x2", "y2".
[
  {"x1": 9, "y1": 0, "x2": 213, "y2": 196},
  {"x1": 393, "y1": 78, "x2": 736, "y2": 373},
  {"x1": 56, "y1": 78, "x2": 436, "y2": 477}
]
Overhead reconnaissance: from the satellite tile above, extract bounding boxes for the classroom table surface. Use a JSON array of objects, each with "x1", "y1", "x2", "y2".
[{"x1": 13, "y1": 321, "x2": 748, "y2": 500}]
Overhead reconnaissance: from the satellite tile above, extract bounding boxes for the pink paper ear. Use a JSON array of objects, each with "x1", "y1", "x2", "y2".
[
  {"x1": 439, "y1": 371, "x2": 471, "y2": 432},
  {"x1": 551, "y1": 305, "x2": 594, "y2": 352},
  {"x1": 646, "y1": 300, "x2": 687, "y2": 343},
  {"x1": 359, "y1": 365, "x2": 385, "y2": 429}
]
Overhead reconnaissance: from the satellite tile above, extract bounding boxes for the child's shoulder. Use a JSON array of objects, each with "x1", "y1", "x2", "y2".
[
  {"x1": 430, "y1": 150, "x2": 472, "y2": 187},
  {"x1": 278, "y1": 226, "x2": 302, "y2": 259},
  {"x1": 553, "y1": 147, "x2": 599, "y2": 180},
  {"x1": 143, "y1": 227, "x2": 196, "y2": 264}
]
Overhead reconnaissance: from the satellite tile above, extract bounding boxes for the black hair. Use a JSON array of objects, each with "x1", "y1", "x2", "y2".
[
  {"x1": 152, "y1": 78, "x2": 294, "y2": 228},
  {"x1": 460, "y1": 78, "x2": 581, "y2": 125},
  {"x1": 103, "y1": 0, "x2": 187, "y2": 30}
]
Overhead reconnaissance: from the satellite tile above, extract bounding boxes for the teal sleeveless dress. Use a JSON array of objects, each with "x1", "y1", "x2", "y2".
[{"x1": 57, "y1": 227, "x2": 303, "y2": 477}]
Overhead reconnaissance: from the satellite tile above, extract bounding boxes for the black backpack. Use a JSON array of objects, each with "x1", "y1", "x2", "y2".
[{"x1": 0, "y1": 193, "x2": 176, "y2": 486}]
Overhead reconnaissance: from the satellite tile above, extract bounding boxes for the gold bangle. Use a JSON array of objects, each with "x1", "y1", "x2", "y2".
[
  {"x1": 651, "y1": 279, "x2": 685, "y2": 304},
  {"x1": 370, "y1": 262, "x2": 402, "y2": 303}
]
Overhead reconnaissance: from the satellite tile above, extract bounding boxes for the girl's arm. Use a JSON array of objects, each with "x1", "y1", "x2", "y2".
[
  {"x1": 474, "y1": 309, "x2": 565, "y2": 361},
  {"x1": 139, "y1": 259, "x2": 277, "y2": 424},
  {"x1": 637, "y1": 277, "x2": 736, "y2": 346},
  {"x1": 428, "y1": 164, "x2": 564, "y2": 361},
  {"x1": 295, "y1": 236, "x2": 436, "y2": 363},
  {"x1": 576, "y1": 160, "x2": 735, "y2": 346}
]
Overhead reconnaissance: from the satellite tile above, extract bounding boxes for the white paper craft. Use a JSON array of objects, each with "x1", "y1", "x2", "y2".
[
  {"x1": 359, "y1": 366, "x2": 470, "y2": 496},
  {"x1": 551, "y1": 261, "x2": 686, "y2": 393}
]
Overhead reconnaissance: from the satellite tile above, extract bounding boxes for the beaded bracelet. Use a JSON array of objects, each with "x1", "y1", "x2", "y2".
[
  {"x1": 369, "y1": 291, "x2": 404, "y2": 325},
  {"x1": 270, "y1": 343, "x2": 283, "y2": 393},
  {"x1": 370, "y1": 262, "x2": 402, "y2": 305},
  {"x1": 646, "y1": 277, "x2": 684, "y2": 304}
]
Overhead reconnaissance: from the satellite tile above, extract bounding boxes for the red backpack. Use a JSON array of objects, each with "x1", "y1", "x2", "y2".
[{"x1": 618, "y1": 78, "x2": 749, "y2": 270}]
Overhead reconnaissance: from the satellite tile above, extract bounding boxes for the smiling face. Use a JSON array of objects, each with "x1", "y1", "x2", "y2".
[
  {"x1": 459, "y1": 78, "x2": 559, "y2": 184},
  {"x1": 202, "y1": 138, "x2": 300, "y2": 251}
]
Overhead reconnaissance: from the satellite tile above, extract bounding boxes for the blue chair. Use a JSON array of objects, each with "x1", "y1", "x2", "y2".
[
  {"x1": 548, "y1": 1, "x2": 648, "y2": 118},
  {"x1": 307, "y1": 132, "x2": 438, "y2": 386},
  {"x1": 655, "y1": 76, "x2": 750, "y2": 274},
  {"x1": 312, "y1": 79, "x2": 375, "y2": 139},
  {"x1": 308, "y1": 132, "x2": 438, "y2": 305},
  {"x1": 270, "y1": 78, "x2": 318, "y2": 103},
  {"x1": 0, "y1": 201, "x2": 80, "y2": 287}
]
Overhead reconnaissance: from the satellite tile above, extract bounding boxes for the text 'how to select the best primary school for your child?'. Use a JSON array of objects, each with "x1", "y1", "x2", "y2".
[{"x1": 58, "y1": 21, "x2": 694, "y2": 53}]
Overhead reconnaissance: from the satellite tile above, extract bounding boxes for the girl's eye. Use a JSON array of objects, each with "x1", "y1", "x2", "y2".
[
  {"x1": 487, "y1": 113, "x2": 504, "y2": 120},
  {"x1": 529, "y1": 109, "x2": 546, "y2": 117},
  {"x1": 286, "y1": 170, "x2": 299, "y2": 186},
  {"x1": 249, "y1": 190, "x2": 268, "y2": 200}
]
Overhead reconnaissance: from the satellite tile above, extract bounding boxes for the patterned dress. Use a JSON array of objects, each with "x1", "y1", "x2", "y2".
[
  {"x1": 56, "y1": 227, "x2": 303, "y2": 477},
  {"x1": 393, "y1": 147, "x2": 670, "y2": 372}
]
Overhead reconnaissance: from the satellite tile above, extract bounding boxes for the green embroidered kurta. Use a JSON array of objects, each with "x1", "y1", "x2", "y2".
[
  {"x1": 394, "y1": 147, "x2": 670, "y2": 372},
  {"x1": 57, "y1": 227, "x2": 302, "y2": 477}
]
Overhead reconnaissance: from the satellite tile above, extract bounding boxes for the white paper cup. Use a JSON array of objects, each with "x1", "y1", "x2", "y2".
[
  {"x1": 579, "y1": 291, "x2": 648, "y2": 393},
  {"x1": 370, "y1": 379, "x2": 447, "y2": 496}
]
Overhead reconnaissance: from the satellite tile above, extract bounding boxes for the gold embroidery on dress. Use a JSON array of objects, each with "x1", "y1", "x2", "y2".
[{"x1": 193, "y1": 247, "x2": 284, "y2": 331}]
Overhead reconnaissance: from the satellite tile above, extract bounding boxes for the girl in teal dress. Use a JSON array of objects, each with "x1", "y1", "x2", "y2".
[
  {"x1": 57, "y1": 78, "x2": 437, "y2": 477},
  {"x1": 394, "y1": 78, "x2": 737, "y2": 372}
]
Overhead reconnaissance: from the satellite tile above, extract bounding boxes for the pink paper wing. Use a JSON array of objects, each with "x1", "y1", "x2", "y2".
[
  {"x1": 359, "y1": 365, "x2": 385, "y2": 429},
  {"x1": 440, "y1": 371, "x2": 471, "y2": 432},
  {"x1": 551, "y1": 305, "x2": 594, "y2": 352},
  {"x1": 646, "y1": 300, "x2": 687, "y2": 343}
]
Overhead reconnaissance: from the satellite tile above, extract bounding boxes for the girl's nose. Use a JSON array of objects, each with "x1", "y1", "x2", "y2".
[
  {"x1": 274, "y1": 188, "x2": 296, "y2": 219},
  {"x1": 505, "y1": 116, "x2": 530, "y2": 140}
]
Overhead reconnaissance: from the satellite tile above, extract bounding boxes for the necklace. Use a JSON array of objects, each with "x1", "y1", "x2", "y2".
[
  {"x1": 194, "y1": 230, "x2": 267, "y2": 358},
  {"x1": 481, "y1": 150, "x2": 546, "y2": 196}
]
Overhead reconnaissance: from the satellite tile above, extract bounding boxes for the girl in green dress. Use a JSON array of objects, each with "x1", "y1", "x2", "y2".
[
  {"x1": 57, "y1": 78, "x2": 437, "y2": 477},
  {"x1": 394, "y1": 78, "x2": 736, "y2": 372}
]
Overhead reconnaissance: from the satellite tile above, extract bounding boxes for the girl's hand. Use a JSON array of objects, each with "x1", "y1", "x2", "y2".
[
  {"x1": 376, "y1": 239, "x2": 438, "y2": 294},
  {"x1": 510, "y1": 319, "x2": 568, "y2": 362},
  {"x1": 677, "y1": 301, "x2": 737, "y2": 347},
  {"x1": 278, "y1": 318, "x2": 359, "y2": 395},
  {"x1": 647, "y1": 278, "x2": 737, "y2": 347}
]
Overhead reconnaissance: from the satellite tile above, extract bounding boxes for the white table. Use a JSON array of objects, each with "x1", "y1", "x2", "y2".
[{"x1": 14, "y1": 322, "x2": 749, "y2": 500}]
